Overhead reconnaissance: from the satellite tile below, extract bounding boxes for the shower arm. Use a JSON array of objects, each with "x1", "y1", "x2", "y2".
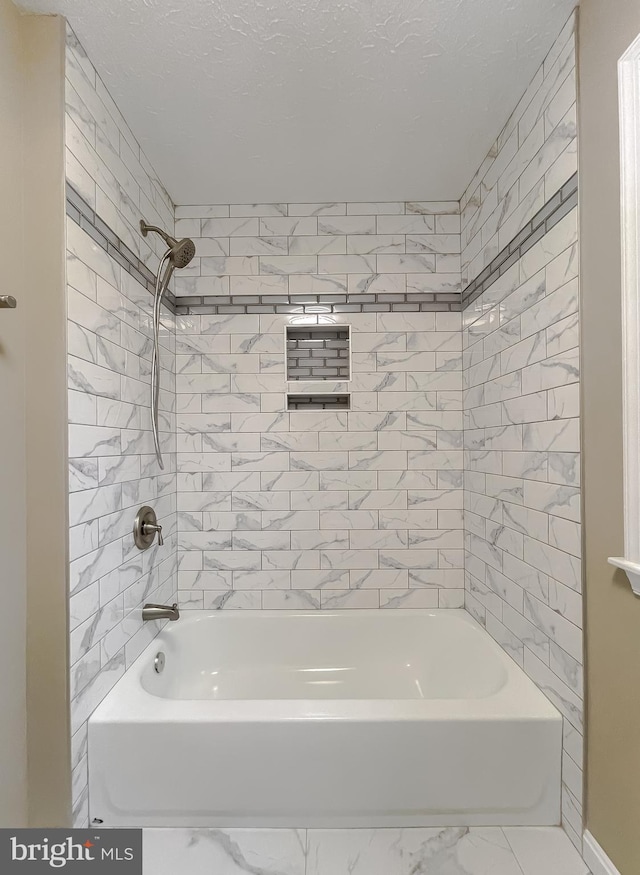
[
  {"x1": 151, "y1": 251, "x2": 174, "y2": 470},
  {"x1": 141, "y1": 222, "x2": 175, "y2": 249}
]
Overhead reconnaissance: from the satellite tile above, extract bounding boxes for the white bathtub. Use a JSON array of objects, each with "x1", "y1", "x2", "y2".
[{"x1": 88, "y1": 609, "x2": 561, "y2": 828}]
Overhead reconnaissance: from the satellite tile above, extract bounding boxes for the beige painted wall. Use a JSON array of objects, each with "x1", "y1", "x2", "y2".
[
  {"x1": 0, "y1": 0, "x2": 71, "y2": 826},
  {"x1": 22, "y1": 14, "x2": 72, "y2": 827},
  {"x1": 0, "y1": 0, "x2": 29, "y2": 828},
  {"x1": 580, "y1": 1, "x2": 640, "y2": 872}
]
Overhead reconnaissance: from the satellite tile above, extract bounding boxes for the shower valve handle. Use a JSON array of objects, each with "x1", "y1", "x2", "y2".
[
  {"x1": 133, "y1": 506, "x2": 164, "y2": 550},
  {"x1": 142, "y1": 521, "x2": 164, "y2": 546},
  {"x1": 0, "y1": 296, "x2": 17, "y2": 309}
]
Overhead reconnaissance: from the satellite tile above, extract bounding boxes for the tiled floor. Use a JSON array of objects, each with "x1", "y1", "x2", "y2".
[{"x1": 143, "y1": 826, "x2": 590, "y2": 874}]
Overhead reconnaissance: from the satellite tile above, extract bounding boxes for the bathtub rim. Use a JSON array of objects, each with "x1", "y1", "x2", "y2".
[{"x1": 89, "y1": 608, "x2": 562, "y2": 726}]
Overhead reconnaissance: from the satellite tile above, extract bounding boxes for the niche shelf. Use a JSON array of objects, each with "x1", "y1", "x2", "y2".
[{"x1": 286, "y1": 394, "x2": 350, "y2": 411}]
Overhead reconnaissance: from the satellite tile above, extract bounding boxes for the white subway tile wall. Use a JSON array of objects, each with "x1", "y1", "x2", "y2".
[
  {"x1": 175, "y1": 308, "x2": 465, "y2": 611},
  {"x1": 172, "y1": 202, "x2": 464, "y2": 611},
  {"x1": 460, "y1": 12, "x2": 577, "y2": 287},
  {"x1": 65, "y1": 25, "x2": 178, "y2": 827},
  {"x1": 173, "y1": 202, "x2": 461, "y2": 303},
  {"x1": 461, "y1": 11, "x2": 582, "y2": 852}
]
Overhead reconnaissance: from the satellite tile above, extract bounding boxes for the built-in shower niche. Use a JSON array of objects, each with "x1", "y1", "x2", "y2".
[
  {"x1": 285, "y1": 326, "x2": 351, "y2": 381},
  {"x1": 285, "y1": 325, "x2": 351, "y2": 410}
]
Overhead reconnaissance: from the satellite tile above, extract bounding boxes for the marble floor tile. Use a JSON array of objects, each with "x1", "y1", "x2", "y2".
[
  {"x1": 142, "y1": 826, "x2": 589, "y2": 875},
  {"x1": 143, "y1": 828, "x2": 306, "y2": 875},
  {"x1": 504, "y1": 827, "x2": 590, "y2": 875},
  {"x1": 306, "y1": 827, "x2": 524, "y2": 875}
]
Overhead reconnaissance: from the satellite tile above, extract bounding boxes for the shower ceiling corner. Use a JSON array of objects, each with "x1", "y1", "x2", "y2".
[{"x1": 16, "y1": 0, "x2": 577, "y2": 204}]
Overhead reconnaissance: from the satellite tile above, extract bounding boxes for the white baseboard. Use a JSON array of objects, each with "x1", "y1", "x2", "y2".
[{"x1": 583, "y1": 831, "x2": 622, "y2": 875}]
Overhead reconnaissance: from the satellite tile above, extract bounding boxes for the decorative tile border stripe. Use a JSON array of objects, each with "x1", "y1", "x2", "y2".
[
  {"x1": 65, "y1": 182, "x2": 177, "y2": 311},
  {"x1": 66, "y1": 174, "x2": 578, "y2": 317},
  {"x1": 65, "y1": 181, "x2": 461, "y2": 316},
  {"x1": 174, "y1": 292, "x2": 461, "y2": 316},
  {"x1": 462, "y1": 172, "x2": 578, "y2": 309}
]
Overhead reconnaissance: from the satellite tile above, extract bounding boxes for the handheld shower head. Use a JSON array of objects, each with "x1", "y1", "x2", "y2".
[
  {"x1": 171, "y1": 236, "x2": 196, "y2": 268},
  {"x1": 141, "y1": 218, "x2": 197, "y2": 470},
  {"x1": 140, "y1": 219, "x2": 196, "y2": 268}
]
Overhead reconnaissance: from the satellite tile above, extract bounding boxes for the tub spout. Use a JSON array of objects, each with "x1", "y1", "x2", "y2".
[{"x1": 142, "y1": 603, "x2": 180, "y2": 622}]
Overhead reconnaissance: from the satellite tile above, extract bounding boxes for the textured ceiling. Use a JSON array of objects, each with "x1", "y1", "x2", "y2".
[{"x1": 16, "y1": 0, "x2": 577, "y2": 204}]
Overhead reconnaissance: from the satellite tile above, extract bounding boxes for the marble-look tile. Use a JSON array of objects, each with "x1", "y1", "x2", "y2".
[
  {"x1": 320, "y1": 589, "x2": 379, "y2": 609},
  {"x1": 65, "y1": 22, "x2": 180, "y2": 822},
  {"x1": 460, "y1": 14, "x2": 580, "y2": 836},
  {"x1": 263, "y1": 590, "x2": 321, "y2": 609},
  {"x1": 139, "y1": 827, "x2": 588, "y2": 875},
  {"x1": 307, "y1": 828, "x2": 524, "y2": 875},
  {"x1": 503, "y1": 828, "x2": 589, "y2": 875},
  {"x1": 381, "y1": 589, "x2": 439, "y2": 608},
  {"x1": 293, "y1": 531, "x2": 350, "y2": 551},
  {"x1": 259, "y1": 551, "x2": 317, "y2": 571},
  {"x1": 143, "y1": 829, "x2": 306, "y2": 875}
]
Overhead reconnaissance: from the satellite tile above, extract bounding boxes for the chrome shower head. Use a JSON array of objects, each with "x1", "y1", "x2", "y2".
[{"x1": 140, "y1": 219, "x2": 196, "y2": 268}]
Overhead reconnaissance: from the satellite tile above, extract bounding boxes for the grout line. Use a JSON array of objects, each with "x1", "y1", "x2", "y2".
[
  {"x1": 303, "y1": 829, "x2": 308, "y2": 875},
  {"x1": 501, "y1": 826, "x2": 531, "y2": 875}
]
